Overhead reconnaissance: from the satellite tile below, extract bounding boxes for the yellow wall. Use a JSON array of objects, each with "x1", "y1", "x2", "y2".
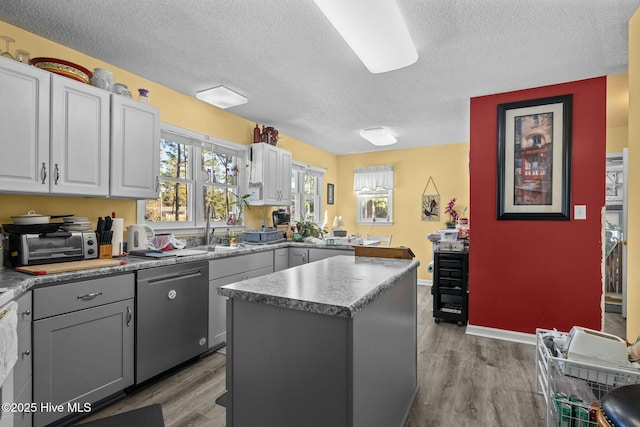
[
  {"x1": 0, "y1": 20, "x2": 337, "y2": 232},
  {"x1": 338, "y1": 143, "x2": 470, "y2": 280},
  {"x1": 627, "y1": 8, "x2": 640, "y2": 340},
  {"x1": 606, "y1": 73, "x2": 629, "y2": 153},
  {"x1": 607, "y1": 126, "x2": 628, "y2": 153}
]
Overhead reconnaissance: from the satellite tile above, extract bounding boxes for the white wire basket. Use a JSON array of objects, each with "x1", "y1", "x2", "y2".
[{"x1": 535, "y1": 328, "x2": 640, "y2": 427}]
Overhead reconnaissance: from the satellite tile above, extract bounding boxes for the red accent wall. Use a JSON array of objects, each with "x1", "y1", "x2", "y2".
[{"x1": 469, "y1": 77, "x2": 606, "y2": 334}]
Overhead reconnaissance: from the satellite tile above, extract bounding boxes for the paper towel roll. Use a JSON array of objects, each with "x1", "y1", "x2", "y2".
[{"x1": 111, "y1": 218, "x2": 124, "y2": 256}]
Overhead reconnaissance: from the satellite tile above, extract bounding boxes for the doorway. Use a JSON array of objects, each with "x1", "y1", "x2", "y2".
[{"x1": 604, "y1": 151, "x2": 627, "y2": 317}]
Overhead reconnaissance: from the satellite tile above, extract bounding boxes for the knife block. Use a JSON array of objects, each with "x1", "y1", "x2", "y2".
[{"x1": 98, "y1": 244, "x2": 113, "y2": 259}]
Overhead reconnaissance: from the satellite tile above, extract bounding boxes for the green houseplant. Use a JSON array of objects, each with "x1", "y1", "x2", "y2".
[
  {"x1": 229, "y1": 192, "x2": 251, "y2": 225},
  {"x1": 295, "y1": 221, "x2": 326, "y2": 239}
]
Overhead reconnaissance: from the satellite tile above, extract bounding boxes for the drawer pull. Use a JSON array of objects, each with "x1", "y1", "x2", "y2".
[
  {"x1": 127, "y1": 306, "x2": 132, "y2": 327},
  {"x1": 77, "y1": 291, "x2": 103, "y2": 300},
  {"x1": 22, "y1": 349, "x2": 31, "y2": 357}
]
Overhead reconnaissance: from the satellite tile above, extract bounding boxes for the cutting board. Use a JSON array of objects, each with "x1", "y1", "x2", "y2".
[{"x1": 16, "y1": 259, "x2": 126, "y2": 275}]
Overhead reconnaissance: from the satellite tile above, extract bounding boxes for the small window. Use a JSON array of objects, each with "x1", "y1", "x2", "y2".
[
  {"x1": 291, "y1": 163, "x2": 325, "y2": 224},
  {"x1": 354, "y1": 165, "x2": 393, "y2": 225},
  {"x1": 138, "y1": 124, "x2": 246, "y2": 232},
  {"x1": 357, "y1": 189, "x2": 392, "y2": 223},
  {"x1": 202, "y1": 148, "x2": 241, "y2": 223},
  {"x1": 144, "y1": 137, "x2": 194, "y2": 224}
]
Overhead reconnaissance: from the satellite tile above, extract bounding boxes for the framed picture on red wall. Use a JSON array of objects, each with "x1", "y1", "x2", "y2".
[{"x1": 496, "y1": 94, "x2": 572, "y2": 220}]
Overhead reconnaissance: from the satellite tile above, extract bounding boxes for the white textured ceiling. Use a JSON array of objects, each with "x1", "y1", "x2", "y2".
[{"x1": 0, "y1": 0, "x2": 638, "y2": 155}]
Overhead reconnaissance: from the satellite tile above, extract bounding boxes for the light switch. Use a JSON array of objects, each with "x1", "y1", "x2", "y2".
[{"x1": 574, "y1": 205, "x2": 586, "y2": 220}]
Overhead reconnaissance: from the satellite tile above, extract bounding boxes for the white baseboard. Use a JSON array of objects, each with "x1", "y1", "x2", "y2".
[
  {"x1": 466, "y1": 324, "x2": 536, "y2": 345},
  {"x1": 418, "y1": 279, "x2": 432, "y2": 286}
]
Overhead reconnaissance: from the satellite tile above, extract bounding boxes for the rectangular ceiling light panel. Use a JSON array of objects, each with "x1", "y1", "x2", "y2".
[
  {"x1": 196, "y1": 85, "x2": 248, "y2": 109},
  {"x1": 313, "y1": 0, "x2": 418, "y2": 73},
  {"x1": 360, "y1": 127, "x2": 397, "y2": 146}
]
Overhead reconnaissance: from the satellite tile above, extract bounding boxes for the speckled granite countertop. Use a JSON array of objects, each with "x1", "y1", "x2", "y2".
[
  {"x1": 0, "y1": 242, "x2": 354, "y2": 299},
  {"x1": 218, "y1": 255, "x2": 420, "y2": 318}
]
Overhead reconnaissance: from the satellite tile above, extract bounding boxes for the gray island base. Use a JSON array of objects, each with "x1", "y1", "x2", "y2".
[{"x1": 219, "y1": 255, "x2": 420, "y2": 427}]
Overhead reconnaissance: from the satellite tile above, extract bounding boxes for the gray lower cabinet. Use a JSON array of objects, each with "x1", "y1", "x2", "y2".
[
  {"x1": 290, "y1": 247, "x2": 354, "y2": 266},
  {"x1": 308, "y1": 248, "x2": 353, "y2": 262},
  {"x1": 33, "y1": 274, "x2": 135, "y2": 427},
  {"x1": 209, "y1": 251, "x2": 273, "y2": 349},
  {"x1": 288, "y1": 247, "x2": 308, "y2": 266},
  {"x1": 2, "y1": 291, "x2": 33, "y2": 427},
  {"x1": 273, "y1": 248, "x2": 288, "y2": 271}
]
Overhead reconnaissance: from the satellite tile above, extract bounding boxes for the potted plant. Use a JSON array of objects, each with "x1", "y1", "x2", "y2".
[
  {"x1": 295, "y1": 221, "x2": 326, "y2": 239},
  {"x1": 444, "y1": 198, "x2": 458, "y2": 228},
  {"x1": 229, "y1": 192, "x2": 251, "y2": 225}
]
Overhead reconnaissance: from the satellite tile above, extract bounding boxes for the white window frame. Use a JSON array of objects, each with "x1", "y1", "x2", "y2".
[
  {"x1": 137, "y1": 123, "x2": 248, "y2": 234},
  {"x1": 354, "y1": 165, "x2": 394, "y2": 225},
  {"x1": 291, "y1": 161, "x2": 326, "y2": 224},
  {"x1": 356, "y1": 189, "x2": 394, "y2": 225}
]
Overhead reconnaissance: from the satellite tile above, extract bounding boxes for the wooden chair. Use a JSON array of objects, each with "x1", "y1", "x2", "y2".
[{"x1": 366, "y1": 234, "x2": 392, "y2": 246}]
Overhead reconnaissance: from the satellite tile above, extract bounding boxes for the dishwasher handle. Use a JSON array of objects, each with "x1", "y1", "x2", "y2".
[{"x1": 143, "y1": 269, "x2": 204, "y2": 286}]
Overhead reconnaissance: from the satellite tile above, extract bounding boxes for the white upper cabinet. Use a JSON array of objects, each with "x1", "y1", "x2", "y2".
[
  {"x1": 0, "y1": 58, "x2": 160, "y2": 199},
  {"x1": 0, "y1": 57, "x2": 50, "y2": 193},
  {"x1": 249, "y1": 143, "x2": 292, "y2": 206},
  {"x1": 110, "y1": 95, "x2": 160, "y2": 199},
  {"x1": 50, "y1": 75, "x2": 110, "y2": 196}
]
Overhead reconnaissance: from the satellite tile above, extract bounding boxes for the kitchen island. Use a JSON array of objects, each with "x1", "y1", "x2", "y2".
[{"x1": 219, "y1": 255, "x2": 420, "y2": 427}]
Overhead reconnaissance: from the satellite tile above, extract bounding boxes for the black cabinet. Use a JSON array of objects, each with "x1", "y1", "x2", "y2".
[{"x1": 432, "y1": 250, "x2": 468, "y2": 326}]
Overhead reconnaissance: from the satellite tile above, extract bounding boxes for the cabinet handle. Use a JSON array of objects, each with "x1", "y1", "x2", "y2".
[
  {"x1": 127, "y1": 306, "x2": 132, "y2": 327},
  {"x1": 54, "y1": 163, "x2": 60, "y2": 185},
  {"x1": 22, "y1": 349, "x2": 30, "y2": 357},
  {"x1": 22, "y1": 309, "x2": 30, "y2": 318},
  {"x1": 155, "y1": 176, "x2": 160, "y2": 193},
  {"x1": 77, "y1": 291, "x2": 103, "y2": 300},
  {"x1": 40, "y1": 163, "x2": 47, "y2": 184},
  {"x1": 302, "y1": 253, "x2": 307, "y2": 263}
]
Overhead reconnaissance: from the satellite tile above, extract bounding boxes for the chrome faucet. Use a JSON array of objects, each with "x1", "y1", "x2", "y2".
[{"x1": 205, "y1": 204, "x2": 213, "y2": 245}]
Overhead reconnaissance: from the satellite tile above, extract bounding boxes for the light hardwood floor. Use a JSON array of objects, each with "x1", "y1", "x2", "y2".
[{"x1": 77, "y1": 286, "x2": 625, "y2": 427}]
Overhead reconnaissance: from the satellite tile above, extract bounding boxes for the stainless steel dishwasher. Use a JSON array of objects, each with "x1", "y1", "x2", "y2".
[{"x1": 136, "y1": 260, "x2": 209, "y2": 384}]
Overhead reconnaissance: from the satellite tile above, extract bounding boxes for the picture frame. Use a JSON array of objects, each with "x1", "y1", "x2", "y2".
[
  {"x1": 421, "y1": 194, "x2": 440, "y2": 222},
  {"x1": 496, "y1": 94, "x2": 572, "y2": 220},
  {"x1": 327, "y1": 183, "x2": 334, "y2": 205}
]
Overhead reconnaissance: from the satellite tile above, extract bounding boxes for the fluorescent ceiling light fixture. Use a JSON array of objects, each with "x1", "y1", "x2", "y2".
[
  {"x1": 196, "y1": 85, "x2": 248, "y2": 109},
  {"x1": 313, "y1": 0, "x2": 418, "y2": 73},
  {"x1": 360, "y1": 127, "x2": 397, "y2": 146}
]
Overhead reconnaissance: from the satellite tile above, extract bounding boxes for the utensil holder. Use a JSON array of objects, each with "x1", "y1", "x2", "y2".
[{"x1": 98, "y1": 244, "x2": 112, "y2": 259}]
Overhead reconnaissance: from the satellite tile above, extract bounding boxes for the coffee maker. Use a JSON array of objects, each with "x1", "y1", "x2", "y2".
[{"x1": 272, "y1": 209, "x2": 290, "y2": 228}]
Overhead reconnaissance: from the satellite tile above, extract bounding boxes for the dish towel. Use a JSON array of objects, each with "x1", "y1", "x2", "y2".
[{"x1": 0, "y1": 301, "x2": 18, "y2": 385}]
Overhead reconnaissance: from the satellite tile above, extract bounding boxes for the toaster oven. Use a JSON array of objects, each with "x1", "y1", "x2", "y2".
[{"x1": 7, "y1": 231, "x2": 98, "y2": 267}]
